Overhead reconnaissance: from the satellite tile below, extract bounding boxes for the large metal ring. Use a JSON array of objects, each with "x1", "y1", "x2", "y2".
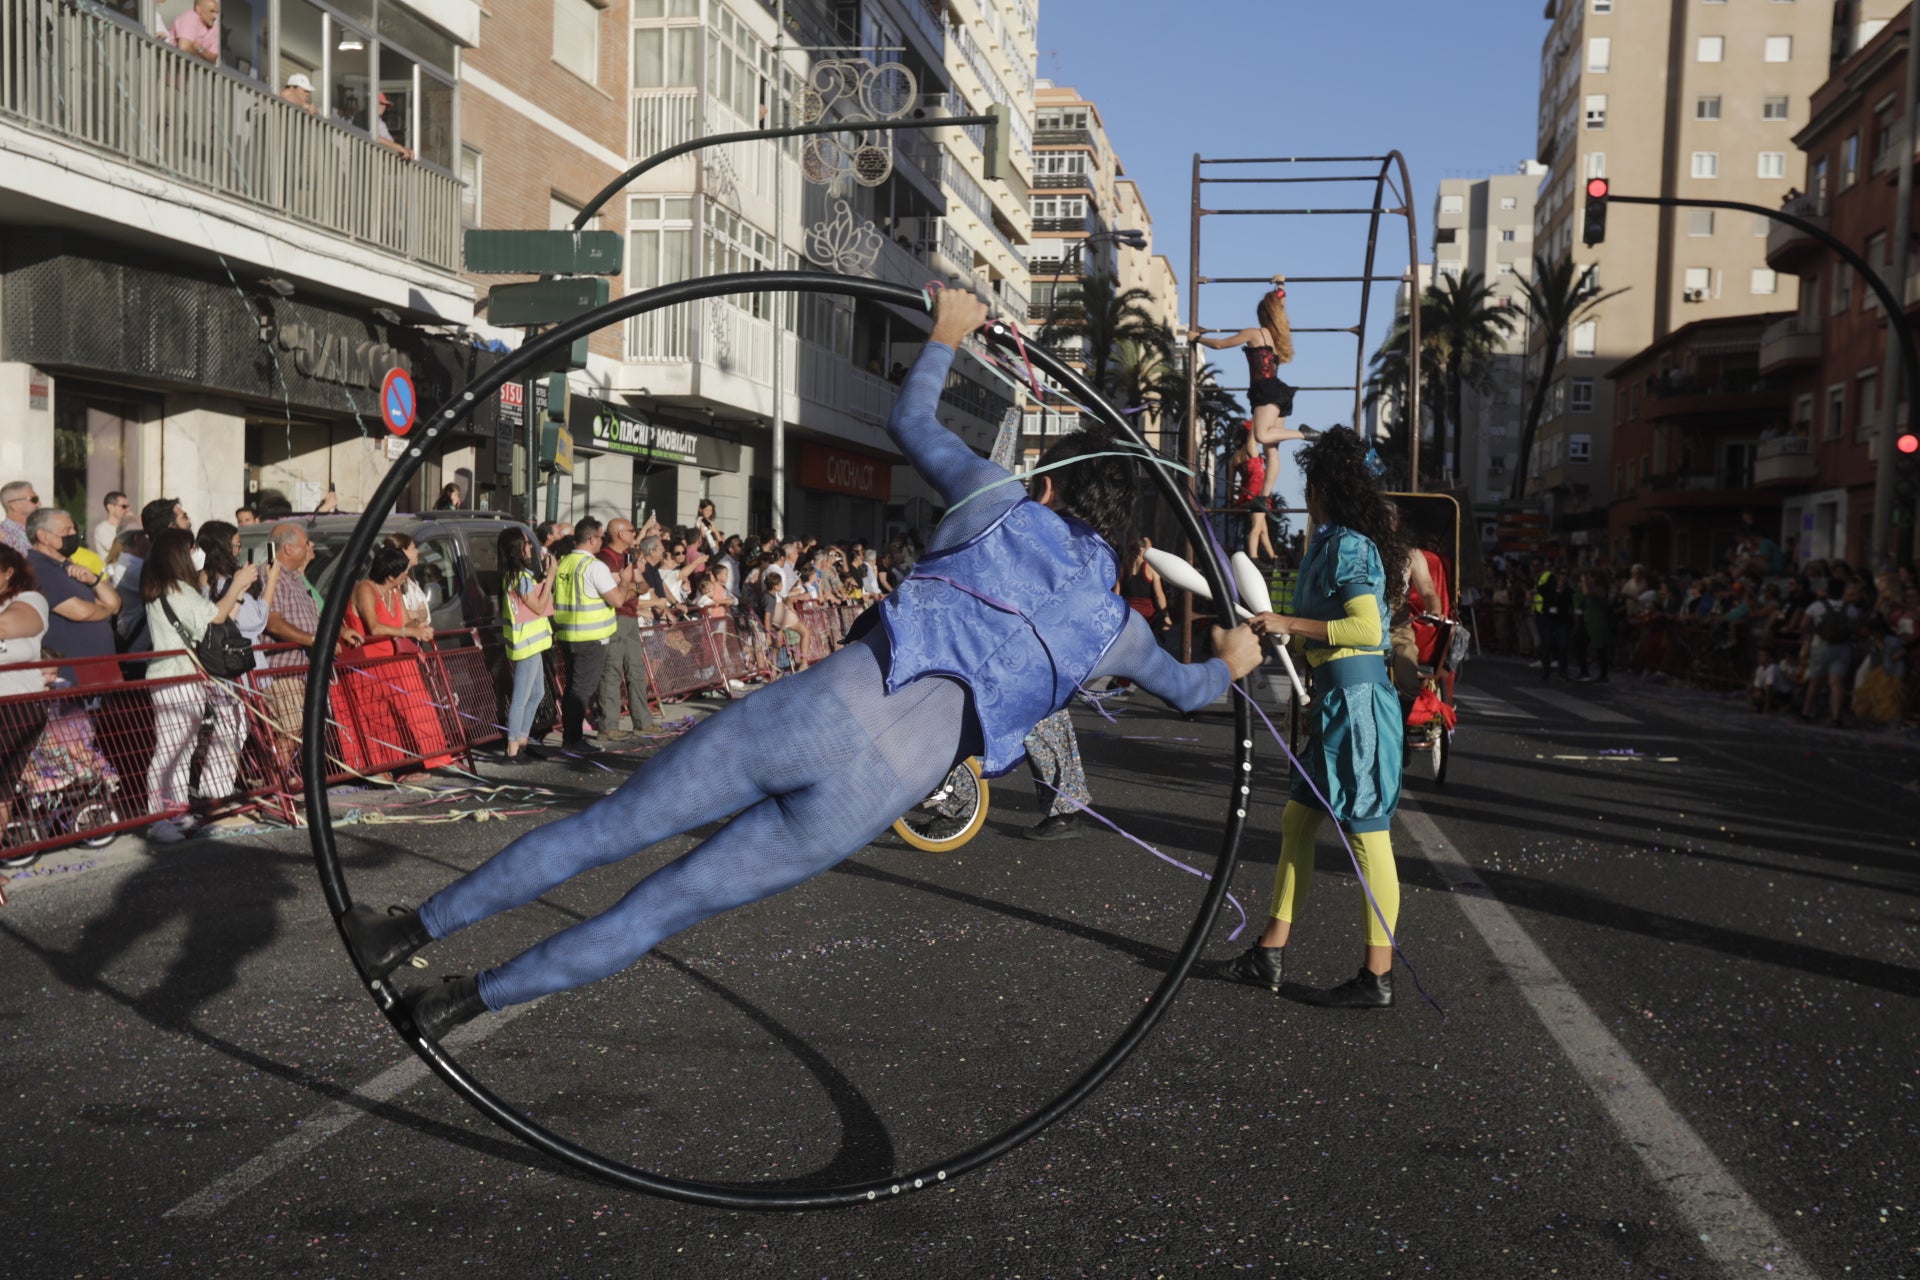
[{"x1": 304, "y1": 271, "x2": 1255, "y2": 1210}]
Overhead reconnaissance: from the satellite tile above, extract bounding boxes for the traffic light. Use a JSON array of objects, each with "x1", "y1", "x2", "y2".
[
  {"x1": 1897, "y1": 425, "x2": 1919, "y2": 499},
  {"x1": 1583, "y1": 178, "x2": 1609, "y2": 246},
  {"x1": 983, "y1": 107, "x2": 1011, "y2": 184}
]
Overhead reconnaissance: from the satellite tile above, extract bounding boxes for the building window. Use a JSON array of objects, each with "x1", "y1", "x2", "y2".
[
  {"x1": 1698, "y1": 36, "x2": 1725, "y2": 62},
  {"x1": 1585, "y1": 95, "x2": 1608, "y2": 129},
  {"x1": 1689, "y1": 209, "x2": 1716, "y2": 236},
  {"x1": 1585, "y1": 152, "x2": 1607, "y2": 179},
  {"x1": 1592, "y1": 0, "x2": 1611, "y2": 11},
  {"x1": 632, "y1": 23, "x2": 699, "y2": 88},
  {"x1": 1569, "y1": 434, "x2": 1593, "y2": 463},
  {"x1": 1499, "y1": 262, "x2": 1518, "y2": 276},
  {"x1": 1500, "y1": 196, "x2": 1519, "y2": 210},
  {"x1": 1691, "y1": 152, "x2": 1720, "y2": 178},
  {"x1": 1794, "y1": 394, "x2": 1814, "y2": 435},
  {"x1": 1439, "y1": 194, "x2": 1465, "y2": 214},
  {"x1": 1501, "y1": 229, "x2": 1518, "y2": 242},
  {"x1": 1857, "y1": 369, "x2": 1880, "y2": 440},
  {"x1": 1764, "y1": 35, "x2": 1792, "y2": 63},
  {"x1": 1835, "y1": 266, "x2": 1854, "y2": 311},
  {"x1": 1754, "y1": 214, "x2": 1773, "y2": 236},
  {"x1": 1763, "y1": 96, "x2": 1791, "y2": 121},
  {"x1": 553, "y1": 0, "x2": 600, "y2": 86},
  {"x1": 1588, "y1": 36, "x2": 1611, "y2": 72},
  {"x1": 1571, "y1": 379, "x2": 1595, "y2": 413},
  {"x1": 549, "y1": 193, "x2": 584, "y2": 230},
  {"x1": 1752, "y1": 268, "x2": 1779, "y2": 295},
  {"x1": 1436, "y1": 227, "x2": 1458, "y2": 245},
  {"x1": 1035, "y1": 107, "x2": 1090, "y2": 131},
  {"x1": 634, "y1": 0, "x2": 700, "y2": 13},
  {"x1": 460, "y1": 145, "x2": 481, "y2": 227},
  {"x1": 1696, "y1": 95, "x2": 1722, "y2": 121},
  {"x1": 1825, "y1": 384, "x2": 1845, "y2": 440},
  {"x1": 1684, "y1": 266, "x2": 1712, "y2": 299},
  {"x1": 1030, "y1": 195, "x2": 1089, "y2": 223},
  {"x1": 1758, "y1": 151, "x2": 1787, "y2": 179},
  {"x1": 1843, "y1": 133, "x2": 1860, "y2": 188},
  {"x1": 1572, "y1": 320, "x2": 1597, "y2": 357}
]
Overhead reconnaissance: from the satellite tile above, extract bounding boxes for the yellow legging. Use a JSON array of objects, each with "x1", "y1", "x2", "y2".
[{"x1": 1268, "y1": 800, "x2": 1401, "y2": 947}]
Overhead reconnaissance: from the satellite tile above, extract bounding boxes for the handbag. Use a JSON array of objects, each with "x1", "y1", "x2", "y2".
[{"x1": 160, "y1": 591, "x2": 254, "y2": 679}]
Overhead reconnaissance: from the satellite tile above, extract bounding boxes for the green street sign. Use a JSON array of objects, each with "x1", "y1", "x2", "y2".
[
  {"x1": 487, "y1": 278, "x2": 611, "y2": 327},
  {"x1": 464, "y1": 229, "x2": 624, "y2": 276},
  {"x1": 526, "y1": 336, "x2": 590, "y2": 376}
]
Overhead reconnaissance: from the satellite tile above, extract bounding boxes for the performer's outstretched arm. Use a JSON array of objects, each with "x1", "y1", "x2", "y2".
[
  {"x1": 1093, "y1": 610, "x2": 1257, "y2": 712},
  {"x1": 888, "y1": 292, "x2": 1014, "y2": 513}
]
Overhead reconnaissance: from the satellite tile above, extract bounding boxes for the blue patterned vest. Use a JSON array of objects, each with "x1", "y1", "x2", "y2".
[{"x1": 880, "y1": 499, "x2": 1128, "y2": 776}]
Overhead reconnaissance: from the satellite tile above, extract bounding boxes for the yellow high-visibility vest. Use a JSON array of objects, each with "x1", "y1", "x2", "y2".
[
  {"x1": 553, "y1": 550, "x2": 615, "y2": 644},
  {"x1": 502, "y1": 569, "x2": 554, "y2": 660}
]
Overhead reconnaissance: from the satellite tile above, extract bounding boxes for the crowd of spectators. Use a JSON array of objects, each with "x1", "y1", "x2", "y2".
[{"x1": 1473, "y1": 513, "x2": 1917, "y2": 730}]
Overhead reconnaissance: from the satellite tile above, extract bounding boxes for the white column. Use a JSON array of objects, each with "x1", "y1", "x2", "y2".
[
  {"x1": 149, "y1": 396, "x2": 247, "y2": 526},
  {"x1": 0, "y1": 363, "x2": 56, "y2": 497}
]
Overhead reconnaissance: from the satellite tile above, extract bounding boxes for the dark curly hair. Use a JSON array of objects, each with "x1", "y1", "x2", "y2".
[
  {"x1": 1296, "y1": 426, "x2": 1409, "y2": 611},
  {"x1": 1033, "y1": 428, "x2": 1138, "y2": 559}
]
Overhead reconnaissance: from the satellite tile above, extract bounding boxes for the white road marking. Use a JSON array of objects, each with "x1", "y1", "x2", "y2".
[
  {"x1": 1451, "y1": 691, "x2": 1536, "y2": 720},
  {"x1": 164, "y1": 1002, "x2": 536, "y2": 1219},
  {"x1": 1515, "y1": 684, "x2": 1638, "y2": 724},
  {"x1": 1398, "y1": 802, "x2": 1817, "y2": 1279}
]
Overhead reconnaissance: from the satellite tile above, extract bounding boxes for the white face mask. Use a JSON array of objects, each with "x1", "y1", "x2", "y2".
[{"x1": 190, "y1": 546, "x2": 207, "y2": 572}]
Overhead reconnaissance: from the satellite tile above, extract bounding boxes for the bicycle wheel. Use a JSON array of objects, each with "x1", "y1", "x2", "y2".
[{"x1": 892, "y1": 757, "x2": 990, "y2": 852}]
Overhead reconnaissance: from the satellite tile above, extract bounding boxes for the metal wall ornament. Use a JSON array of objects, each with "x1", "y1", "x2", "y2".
[{"x1": 804, "y1": 200, "x2": 885, "y2": 276}]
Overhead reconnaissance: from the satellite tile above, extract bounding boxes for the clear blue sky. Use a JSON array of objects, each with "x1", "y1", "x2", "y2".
[{"x1": 1035, "y1": 0, "x2": 1545, "y2": 502}]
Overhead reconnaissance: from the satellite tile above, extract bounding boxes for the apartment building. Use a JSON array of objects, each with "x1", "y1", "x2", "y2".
[
  {"x1": 1757, "y1": 5, "x2": 1920, "y2": 565},
  {"x1": 1431, "y1": 164, "x2": 1546, "y2": 508},
  {"x1": 1, "y1": 0, "x2": 491, "y2": 525},
  {"x1": 1022, "y1": 81, "x2": 1180, "y2": 463},
  {"x1": 605, "y1": 0, "x2": 1038, "y2": 544},
  {"x1": 1530, "y1": 0, "x2": 1843, "y2": 542}
]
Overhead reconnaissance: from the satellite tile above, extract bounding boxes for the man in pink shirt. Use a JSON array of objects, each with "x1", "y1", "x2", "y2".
[{"x1": 169, "y1": 0, "x2": 221, "y2": 64}]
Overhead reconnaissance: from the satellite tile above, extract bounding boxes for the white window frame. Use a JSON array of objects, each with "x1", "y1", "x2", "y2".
[
  {"x1": 1751, "y1": 268, "x2": 1779, "y2": 295},
  {"x1": 1588, "y1": 36, "x2": 1611, "y2": 73},
  {"x1": 1440, "y1": 193, "x2": 1465, "y2": 214},
  {"x1": 459, "y1": 145, "x2": 482, "y2": 228},
  {"x1": 1824, "y1": 383, "x2": 1846, "y2": 440},
  {"x1": 1592, "y1": 0, "x2": 1611, "y2": 11},
  {"x1": 552, "y1": 0, "x2": 600, "y2": 87},
  {"x1": 1571, "y1": 379, "x2": 1595, "y2": 413},
  {"x1": 1691, "y1": 151, "x2": 1720, "y2": 179},
  {"x1": 1572, "y1": 320, "x2": 1597, "y2": 358},
  {"x1": 1758, "y1": 151, "x2": 1787, "y2": 179},
  {"x1": 1585, "y1": 151, "x2": 1607, "y2": 179},
  {"x1": 1696, "y1": 95, "x2": 1722, "y2": 121},
  {"x1": 1684, "y1": 266, "x2": 1713, "y2": 299},
  {"x1": 1764, "y1": 35, "x2": 1792, "y2": 63},
  {"x1": 1585, "y1": 95, "x2": 1608, "y2": 130},
  {"x1": 1569, "y1": 433, "x2": 1593, "y2": 463},
  {"x1": 1500, "y1": 196, "x2": 1519, "y2": 211},
  {"x1": 1763, "y1": 96, "x2": 1791, "y2": 121},
  {"x1": 1698, "y1": 35, "x2": 1725, "y2": 63},
  {"x1": 1689, "y1": 210, "x2": 1715, "y2": 237}
]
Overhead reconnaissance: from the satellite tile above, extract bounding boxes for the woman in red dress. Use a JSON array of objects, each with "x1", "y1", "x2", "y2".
[{"x1": 339, "y1": 544, "x2": 454, "y2": 773}]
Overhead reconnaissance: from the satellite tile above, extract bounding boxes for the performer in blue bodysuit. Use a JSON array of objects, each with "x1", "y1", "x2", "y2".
[{"x1": 345, "y1": 291, "x2": 1263, "y2": 1039}]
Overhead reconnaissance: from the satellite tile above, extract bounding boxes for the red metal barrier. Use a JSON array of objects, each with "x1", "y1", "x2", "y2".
[
  {"x1": 427, "y1": 633, "x2": 507, "y2": 749},
  {"x1": 791, "y1": 600, "x2": 834, "y2": 666},
  {"x1": 637, "y1": 619, "x2": 729, "y2": 701},
  {"x1": 0, "y1": 650, "x2": 242, "y2": 862}
]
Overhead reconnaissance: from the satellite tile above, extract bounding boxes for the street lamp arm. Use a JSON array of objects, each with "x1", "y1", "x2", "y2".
[{"x1": 572, "y1": 113, "x2": 1001, "y2": 229}]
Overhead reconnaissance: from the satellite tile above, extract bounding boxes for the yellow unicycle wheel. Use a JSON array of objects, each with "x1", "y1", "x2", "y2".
[{"x1": 892, "y1": 757, "x2": 990, "y2": 852}]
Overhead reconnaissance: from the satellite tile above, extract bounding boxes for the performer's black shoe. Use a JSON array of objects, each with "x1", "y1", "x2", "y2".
[
  {"x1": 342, "y1": 904, "x2": 431, "y2": 981},
  {"x1": 1024, "y1": 813, "x2": 1083, "y2": 841},
  {"x1": 1311, "y1": 967, "x2": 1393, "y2": 1009},
  {"x1": 403, "y1": 974, "x2": 487, "y2": 1042},
  {"x1": 1220, "y1": 944, "x2": 1286, "y2": 991}
]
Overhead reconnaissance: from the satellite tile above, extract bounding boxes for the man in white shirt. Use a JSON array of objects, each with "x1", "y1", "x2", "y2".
[{"x1": 92, "y1": 491, "x2": 131, "y2": 557}]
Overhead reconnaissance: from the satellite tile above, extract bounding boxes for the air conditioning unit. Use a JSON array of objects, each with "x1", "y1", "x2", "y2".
[{"x1": 1683, "y1": 287, "x2": 1707, "y2": 302}]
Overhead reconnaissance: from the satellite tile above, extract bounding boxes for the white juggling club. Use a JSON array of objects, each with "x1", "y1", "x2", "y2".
[{"x1": 1144, "y1": 549, "x2": 1308, "y2": 704}]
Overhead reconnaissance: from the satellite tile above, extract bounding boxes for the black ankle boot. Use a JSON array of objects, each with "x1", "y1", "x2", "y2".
[
  {"x1": 1312, "y1": 967, "x2": 1393, "y2": 1009},
  {"x1": 403, "y1": 975, "x2": 487, "y2": 1042},
  {"x1": 341, "y1": 904, "x2": 431, "y2": 981},
  {"x1": 1221, "y1": 945, "x2": 1286, "y2": 992}
]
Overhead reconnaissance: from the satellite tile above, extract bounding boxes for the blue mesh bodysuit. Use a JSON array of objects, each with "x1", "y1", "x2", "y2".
[{"x1": 418, "y1": 342, "x2": 1233, "y2": 1011}]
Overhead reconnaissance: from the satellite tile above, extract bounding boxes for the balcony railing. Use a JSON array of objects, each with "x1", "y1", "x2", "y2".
[
  {"x1": 3, "y1": 0, "x2": 461, "y2": 272},
  {"x1": 1759, "y1": 314, "x2": 1822, "y2": 370},
  {"x1": 1032, "y1": 216, "x2": 1089, "y2": 233},
  {"x1": 1033, "y1": 172, "x2": 1091, "y2": 189}
]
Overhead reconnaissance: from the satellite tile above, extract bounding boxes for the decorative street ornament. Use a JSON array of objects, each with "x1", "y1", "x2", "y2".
[
  {"x1": 804, "y1": 200, "x2": 884, "y2": 276},
  {"x1": 797, "y1": 58, "x2": 916, "y2": 197}
]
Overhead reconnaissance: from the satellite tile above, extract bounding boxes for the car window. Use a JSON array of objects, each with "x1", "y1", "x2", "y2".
[
  {"x1": 415, "y1": 537, "x2": 463, "y2": 612},
  {"x1": 466, "y1": 530, "x2": 503, "y2": 606}
]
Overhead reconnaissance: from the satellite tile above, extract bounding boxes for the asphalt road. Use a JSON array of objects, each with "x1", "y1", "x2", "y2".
[{"x1": 1, "y1": 657, "x2": 1914, "y2": 1279}]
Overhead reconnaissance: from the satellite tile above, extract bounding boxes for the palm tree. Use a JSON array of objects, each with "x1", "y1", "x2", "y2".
[
  {"x1": 1510, "y1": 255, "x2": 1628, "y2": 500},
  {"x1": 1426, "y1": 271, "x2": 1518, "y2": 485},
  {"x1": 1036, "y1": 272, "x2": 1167, "y2": 400},
  {"x1": 1365, "y1": 306, "x2": 1445, "y2": 487}
]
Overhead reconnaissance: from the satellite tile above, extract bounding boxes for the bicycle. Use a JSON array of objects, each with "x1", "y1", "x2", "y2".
[{"x1": 891, "y1": 756, "x2": 990, "y2": 852}]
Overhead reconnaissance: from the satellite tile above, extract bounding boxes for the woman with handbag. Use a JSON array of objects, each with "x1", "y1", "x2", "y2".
[
  {"x1": 142, "y1": 528, "x2": 257, "y2": 844},
  {"x1": 342, "y1": 544, "x2": 455, "y2": 773},
  {"x1": 498, "y1": 527, "x2": 555, "y2": 763}
]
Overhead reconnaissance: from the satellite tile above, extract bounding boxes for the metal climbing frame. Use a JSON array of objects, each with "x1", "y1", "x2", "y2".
[{"x1": 1184, "y1": 152, "x2": 1424, "y2": 487}]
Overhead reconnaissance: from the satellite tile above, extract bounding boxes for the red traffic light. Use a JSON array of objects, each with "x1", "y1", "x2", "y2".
[
  {"x1": 1899, "y1": 431, "x2": 1920, "y2": 455},
  {"x1": 1587, "y1": 178, "x2": 1610, "y2": 200}
]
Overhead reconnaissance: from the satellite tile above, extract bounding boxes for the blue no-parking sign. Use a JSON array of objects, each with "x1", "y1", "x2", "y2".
[{"x1": 380, "y1": 367, "x2": 417, "y2": 437}]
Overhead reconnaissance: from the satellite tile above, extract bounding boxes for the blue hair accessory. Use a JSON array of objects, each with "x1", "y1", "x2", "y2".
[{"x1": 1364, "y1": 446, "x2": 1386, "y2": 480}]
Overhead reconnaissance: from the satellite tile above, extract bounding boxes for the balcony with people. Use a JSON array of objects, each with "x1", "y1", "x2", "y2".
[
  {"x1": 0, "y1": 0, "x2": 470, "y2": 290},
  {"x1": 1765, "y1": 190, "x2": 1829, "y2": 274}
]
